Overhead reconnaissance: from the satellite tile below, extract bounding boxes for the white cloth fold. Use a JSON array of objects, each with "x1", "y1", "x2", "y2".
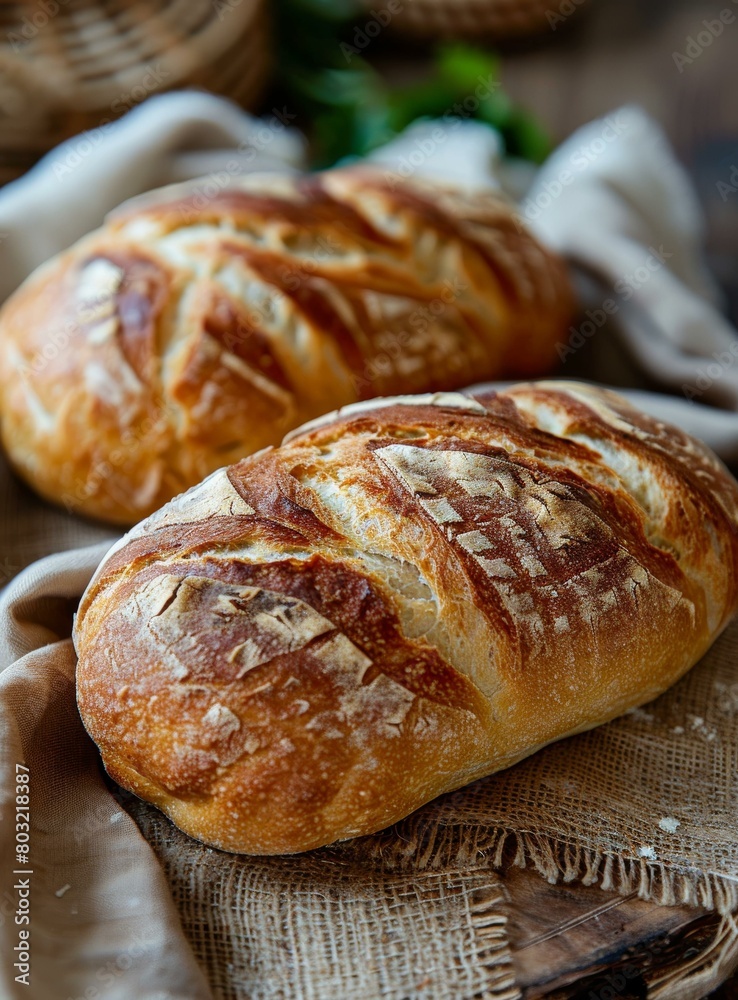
[
  {"x1": 0, "y1": 91, "x2": 307, "y2": 303},
  {"x1": 524, "y1": 106, "x2": 738, "y2": 409}
]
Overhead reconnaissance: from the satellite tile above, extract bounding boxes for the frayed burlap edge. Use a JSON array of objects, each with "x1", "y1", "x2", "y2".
[
  {"x1": 466, "y1": 884, "x2": 521, "y2": 1000},
  {"x1": 408, "y1": 874, "x2": 523, "y2": 999},
  {"x1": 353, "y1": 817, "x2": 738, "y2": 917}
]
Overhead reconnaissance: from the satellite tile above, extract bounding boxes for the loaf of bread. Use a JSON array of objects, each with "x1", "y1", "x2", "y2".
[
  {"x1": 0, "y1": 168, "x2": 573, "y2": 525},
  {"x1": 74, "y1": 381, "x2": 738, "y2": 854}
]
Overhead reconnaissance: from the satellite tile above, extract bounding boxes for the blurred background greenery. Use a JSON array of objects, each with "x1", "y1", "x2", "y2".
[{"x1": 274, "y1": 0, "x2": 550, "y2": 166}]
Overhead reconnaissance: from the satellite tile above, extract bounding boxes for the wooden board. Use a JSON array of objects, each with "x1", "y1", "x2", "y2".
[{"x1": 500, "y1": 866, "x2": 734, "y2": 998}]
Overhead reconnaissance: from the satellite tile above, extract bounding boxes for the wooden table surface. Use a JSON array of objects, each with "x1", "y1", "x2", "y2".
[
  {"x1": 499, "y1": 0, "x2": 738, "y2": 325},
  {"x1": 499, "y1": 866, "x2": 737, "y2": 998}
]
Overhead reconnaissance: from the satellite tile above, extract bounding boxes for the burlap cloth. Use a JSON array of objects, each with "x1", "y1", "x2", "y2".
[{"x1": 2, "y1": 98, "x2": 738, "y2": 999}]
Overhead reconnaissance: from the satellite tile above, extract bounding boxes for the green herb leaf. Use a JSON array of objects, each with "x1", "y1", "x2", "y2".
[{"x1": 274, "y1": 5, "x2": 550, "y2": 167}]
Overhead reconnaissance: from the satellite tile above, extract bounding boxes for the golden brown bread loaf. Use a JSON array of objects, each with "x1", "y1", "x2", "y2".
[
  {"x1": 0, "y1": 167, "x2": 573, "y2": 525},
  {"x1": 74, "y1": 381, "x2": 738, "y2": 855}
]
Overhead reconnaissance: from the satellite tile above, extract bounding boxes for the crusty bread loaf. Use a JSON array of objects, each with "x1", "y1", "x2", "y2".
[
  {"x1": 0, "y1": 167, "x2": 573, "y2": 525},
  {"x1": 74, "y1": 381, "x2": 738, "y2": 855}
]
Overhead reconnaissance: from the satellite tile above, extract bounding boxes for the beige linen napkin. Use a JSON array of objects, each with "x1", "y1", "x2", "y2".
[
  {"x1": 2, "y1": 95, "x2": 738, "y2": 998},
  {"x1": 0, "y1": 545, "x2": 213, "y2": 1000}
]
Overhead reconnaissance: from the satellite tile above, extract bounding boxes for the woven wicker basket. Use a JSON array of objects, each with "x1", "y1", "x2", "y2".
[
  {"x1": 363, "y1": 0, "x2": 589, "y2": 40},
  {"x1": 0, "y1": 0, "x2": 270, "y2": 185}
]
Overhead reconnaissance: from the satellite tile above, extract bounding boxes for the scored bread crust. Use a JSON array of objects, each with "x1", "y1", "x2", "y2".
[
  {"x1": 74, "y1": 382, "x2": 738, "y2": 854},
  {"x1": 0, "y1": 167, "x2": 573, "y2": 525}
]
